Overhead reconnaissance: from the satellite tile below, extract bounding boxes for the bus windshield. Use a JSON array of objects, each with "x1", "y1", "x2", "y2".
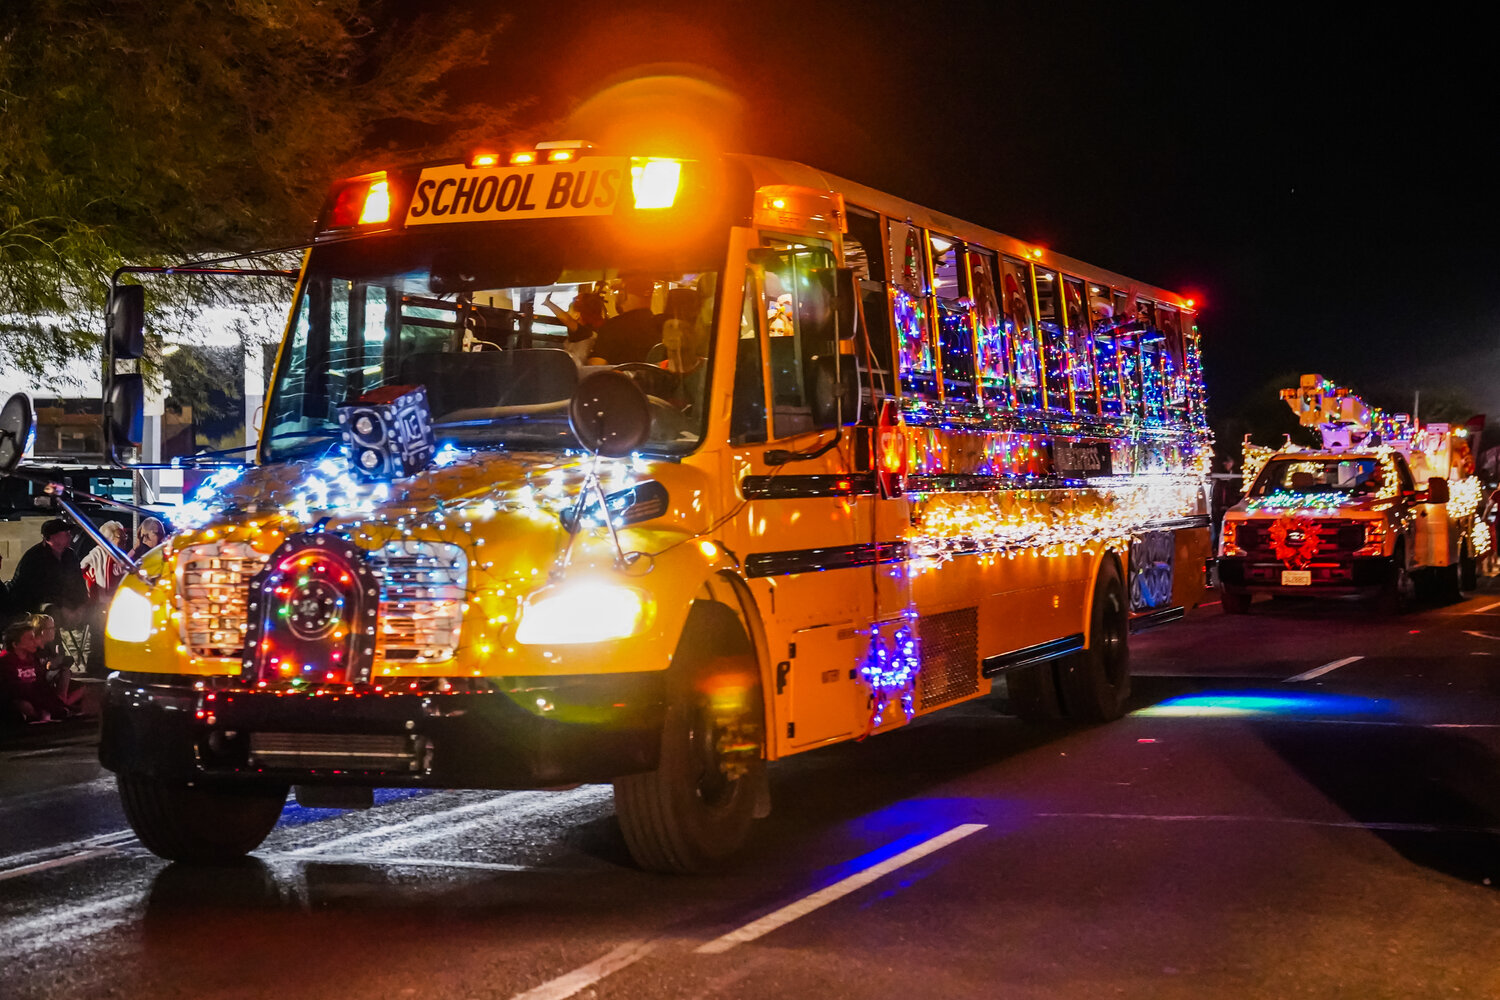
[
  {"x1": 262, "y1": 225, "x2": 724, "y2": 462},
  {"x1": 1252, "y1": 457, "x2": 1387, "y2": 497}
]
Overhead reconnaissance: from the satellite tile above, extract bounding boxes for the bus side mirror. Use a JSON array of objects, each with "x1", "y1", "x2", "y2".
[
  {"x1": 834, "y1": 267, "x2": 860, "y2": 340},
  {"x1": 107, "y1": 284, "x2": 145, "y2": 360},
  {"x1": 1424, "y1": 476, "x2": 1449, "y2": 505},
  {"x1": 106, "y1": 373, "x2": 145, "y2": 452},
  {"x1": 810, "y1": 355, "x2": 861, "y2": 428},
  {"x1": 0, "y1": 392, "x2": 34, "y2": 474},
  {"x1": 569, "y1": 371, "x2": 651, "y2": 458}
]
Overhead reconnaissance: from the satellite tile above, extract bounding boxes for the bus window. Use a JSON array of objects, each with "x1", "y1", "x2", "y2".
[
  {"x1": 888, "y1": 219, "x2": 936, "y2": 399},
  {"x1": 1063, "y1": 276, "x2": 1095, "y2": 413},
  {"x1": 969, "y1": 248, "x2": 1010, "y2": 407},
  {"x1": 930, "y1": 232, "x2": 975, "y2": 404},
  {"x1": 1138, "y1": 304, "x2": 1167, "y2": 427},
  {"x1": 762, "y1": 244, "x2": 840, "y2": 439},
  {"x1": 1157, "y1": 305, "x2": 1187, "y2": 426},
  {"x1": 730, "y1": 269, "x2": 768, "y2": 444},
  {"x1": 1033, "y1": 268, "x2": 1069, "y2": 411},
  {"x1": 1001, "y1": 256, "x2": 1041, "y2": 409},
  {"x1": 846, "y1": 207, "x2": 894, "y2": 403},
  {"x1": 844, "y1": 208, "x2": 885, "y2": 282},
  {"x1": 1089, "y1": 283, "x2": 1121, "y2": 416}
]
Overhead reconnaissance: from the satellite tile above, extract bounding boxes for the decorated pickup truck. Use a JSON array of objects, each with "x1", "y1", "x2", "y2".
[{"x1": 1217, "y1": 375, "x2": 1484, "y2": 614}]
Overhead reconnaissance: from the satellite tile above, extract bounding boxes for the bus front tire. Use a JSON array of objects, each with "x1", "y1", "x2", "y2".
[
  {"x1": 614, "y1": 607, "x2": 764, "y2": 874},
  {"x1": 118, "y1": 774, "x2": 287, "y2": 864},
  {"x1": 1057, "y1": 560, "x2": 1131, "y2": 723}
]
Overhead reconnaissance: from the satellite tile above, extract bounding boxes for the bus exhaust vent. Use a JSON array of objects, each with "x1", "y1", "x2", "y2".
[
  {"x1": 917, "y1": 607, "x2": 979, "y2": 710},
  {"x1": 247, "y1": 733, "x2": 428, "y2": 773}
]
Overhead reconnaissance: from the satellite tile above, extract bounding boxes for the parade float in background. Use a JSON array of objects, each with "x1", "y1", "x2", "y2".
[{"x1": 1218, "y1": 374, "x2": 1484, "y2": 614}]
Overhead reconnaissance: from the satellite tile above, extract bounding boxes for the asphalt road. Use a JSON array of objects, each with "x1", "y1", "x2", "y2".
[{"x1": 4, "y1": 585, "x2": 1499, "y2": 999}]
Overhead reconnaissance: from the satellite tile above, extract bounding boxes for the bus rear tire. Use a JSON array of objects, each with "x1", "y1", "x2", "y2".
[
  {"x1": 118, "y1": 774, "x2": 287, "y2": 864},
  {"x1": 1058, "y1": 559, "x2": 1131, "y2": 723},
  {"x1": 614, "y1": 608, "x2": 764, "y2": 874}
]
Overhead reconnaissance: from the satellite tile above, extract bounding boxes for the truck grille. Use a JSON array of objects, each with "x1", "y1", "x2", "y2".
[
  {"x1": 177, "y1": 539, "x2": 468, "y2": 663},
  {"x1": 1235, "y1": 519, "x2": 1367, "y2": 559}
]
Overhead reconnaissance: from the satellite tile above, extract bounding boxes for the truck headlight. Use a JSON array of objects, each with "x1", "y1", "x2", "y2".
[
  {"x1": 1219, "y1": 521, "x2": 1245, "y2": 557},
  {"x1": 105, "y1": 587, "x2": 154, "y2": 643},
  {"x1": 515, "y1": 582, "x2": 652, "y2": 645}
]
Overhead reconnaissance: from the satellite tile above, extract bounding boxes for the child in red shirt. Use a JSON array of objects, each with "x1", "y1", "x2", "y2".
[{"x1": 1, "y1": 620, "x2": 81, "y2": 724}]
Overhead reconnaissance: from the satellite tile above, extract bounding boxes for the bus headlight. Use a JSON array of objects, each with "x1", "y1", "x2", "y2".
[
  {"x1": 105, "y1": 588, "x2": 155, "y2": 643},
  {"x1": 515, "y1": 583, "x2": 652, "y2": 645}
]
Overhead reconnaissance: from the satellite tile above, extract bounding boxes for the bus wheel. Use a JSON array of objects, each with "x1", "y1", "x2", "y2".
[
  {"x1": 1220, "y1": 589, "x2": 1252, "y2": 615},
  {"x1": 614, "y1": 614, "x2": 764, "y2": 874},
  {"x1": 1058, "y1": 560, "x2": 1131, "y2": 723},
  {"x1": 118, "y1": 774, "x2": 287, "y2": 863}
]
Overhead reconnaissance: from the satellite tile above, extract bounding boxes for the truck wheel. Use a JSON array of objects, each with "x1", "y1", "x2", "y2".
[
  {"x1": 1220, "y1": 589, "x2": 1252, "y2": 615},
  {"x1": 1057, "y1": 559, "x2": 1131, "y2": 723},
  {"x1": 614, "y1": 609, "x2": 764, "y2": 874},
  {"x1": 1376, "y1": 544, "x2": 1415, "y2": 615},
  {"x1": 118, "y1": 774, "x2": 287, "y2": 863}
]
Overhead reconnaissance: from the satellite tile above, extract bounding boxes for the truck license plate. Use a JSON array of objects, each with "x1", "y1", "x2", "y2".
[{"x1": 1281, "y1": 570, "x2": 1312, "y2": 586}]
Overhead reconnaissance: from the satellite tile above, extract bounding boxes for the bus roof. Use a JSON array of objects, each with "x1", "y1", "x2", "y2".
[{"x1": 727, "y1": 153, "x2": 1196, "y2": 313}]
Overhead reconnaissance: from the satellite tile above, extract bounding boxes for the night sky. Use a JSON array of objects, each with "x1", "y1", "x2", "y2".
[{"x1": 443, "y1": 0, "x2": 1497, "y2": 435}]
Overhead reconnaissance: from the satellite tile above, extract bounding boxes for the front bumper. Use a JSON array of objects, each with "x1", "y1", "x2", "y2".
[
  {"x1": 1217, "y1": 555, "x2": 1392, "y2": 595},
  {"x1": 100, "y1": 671, "x2": 667, "y2": 789}
]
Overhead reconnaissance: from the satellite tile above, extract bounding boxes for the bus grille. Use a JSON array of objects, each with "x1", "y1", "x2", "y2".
[
  {"x1": 917, "y1": 606, "x2": 980, "y2": 709},
  {"x1": 177, "y1": 539, "x2": 468, "y2": 664}
]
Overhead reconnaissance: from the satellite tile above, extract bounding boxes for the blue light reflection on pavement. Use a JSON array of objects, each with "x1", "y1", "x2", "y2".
[
  {"x1": 277, "y1": 787, "x2": 434, "y2": 826},
  {"x1": 1134, "y1": 690, "x2": 1393, "y2": 719}
]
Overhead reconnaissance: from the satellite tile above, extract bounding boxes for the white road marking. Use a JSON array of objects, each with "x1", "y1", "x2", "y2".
[
  {"x1": 695, "y1": 822, "x2": 988, "y2": 955},
  {"x1": 1038, "y1": 812, "x2": 1500, "y2": 835},
  {"x1": 1463, "y1": 630, "x2": 1500, "y2": 640},
  {"x1": 260, "y1": 852, "x2": 581, "y2": 874},
  {"x1": 509, "y1": 939, "x2": 659, "y2": 1000},
  {"x1": 1467, "y1": 600, "x2": 1500, "y2": 614},
  {"x1": 0, "y1": 829, "x2": 137, "y2": 878},
  {"x1": 1286, "y1": 655, "x2": 1364, "y2": 682},
  {"x1": 0, "y1": 847, "x2": 121, "y2": 883}
]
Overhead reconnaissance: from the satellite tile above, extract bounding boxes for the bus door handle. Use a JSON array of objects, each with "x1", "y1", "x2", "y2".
[{"x1": 776, "y1": 660, "x2": 791, "y2": 694}]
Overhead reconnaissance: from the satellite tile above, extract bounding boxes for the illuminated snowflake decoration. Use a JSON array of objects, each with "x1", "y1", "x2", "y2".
[{"x1": 862, "y1": 615, "x2": 921, "y2": 727}]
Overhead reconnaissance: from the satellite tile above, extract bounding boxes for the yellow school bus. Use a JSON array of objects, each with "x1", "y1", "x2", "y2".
[{"x1": 100, "y1": 142, "x2": 1212, "y2": 872}]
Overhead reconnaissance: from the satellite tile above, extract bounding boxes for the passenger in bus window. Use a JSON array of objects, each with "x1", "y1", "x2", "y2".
[
  {"x1": 597, "y1": 276, "x2": 665, "y2": 362},
  {"x1": 542, "y1": 289, "x2": 606, "y2": 365}
]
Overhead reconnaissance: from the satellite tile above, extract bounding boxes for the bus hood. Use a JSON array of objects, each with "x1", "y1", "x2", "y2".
[{"x1": 169, "y1": 448, "x2": 702, "y2": 547}]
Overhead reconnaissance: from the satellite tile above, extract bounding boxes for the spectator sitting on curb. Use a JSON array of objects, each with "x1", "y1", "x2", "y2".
[{"x1": 1, "y1": 618, "x2": 83, "y2": 725}]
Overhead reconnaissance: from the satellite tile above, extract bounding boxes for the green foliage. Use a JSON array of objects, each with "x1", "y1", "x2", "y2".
[{"x1": 0, "y1": 0, "x2": 518, "y2": 388}]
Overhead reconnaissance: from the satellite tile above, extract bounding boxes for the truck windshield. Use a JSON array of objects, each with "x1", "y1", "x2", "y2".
[
  {"x1": 1253, "y1": 457, "x2": 1387, "y2": 496},
  {"x1": 261, "y1": 225, "x2": 724, "y2": 462}
]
